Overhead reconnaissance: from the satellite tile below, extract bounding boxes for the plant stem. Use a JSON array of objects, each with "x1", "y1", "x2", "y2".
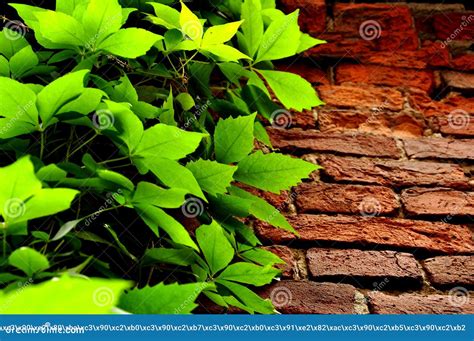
[
  {"x1": 67, "y1": 133, "x2": 98, "y2": 159},
  {"x1": 98, "y1": 156, "x2": 130, "y2": 164},
  {"x1": 39, "y1": 130, "x2": 45, "y2": 160}
]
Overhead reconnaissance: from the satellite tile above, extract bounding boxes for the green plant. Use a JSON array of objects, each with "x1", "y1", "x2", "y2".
[{"x1": 0, "y1": 0, "x2": 324, "y2": 314}]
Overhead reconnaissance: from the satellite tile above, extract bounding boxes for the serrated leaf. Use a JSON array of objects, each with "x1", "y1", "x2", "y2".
[
  {"x1": 9, "y1": 45, "x2": 39, "y2": 78},
  {"x1": 8, "y1": 247, "x2": 49, "y2": 277},
  {"x1": 186, "y1": 159, "x2": 236, "y2": 195},
  {"x1": 82, "y1": 0, "x2": 123, "y2": 47},
  {"x1": 202, "y1": 21, "x2": 243, "y2": 47},
  {"x1": 218, "y1": 262, "x2": 279, "y2": 286},
  {"x1": 34, "y1": 10, "x2": 87, "y2": 46},
  {"x1": 241, "y1": 0, "x2": 263, "y2": 57},
  {"x1": 98, "y1": 28, "x2": 161, "y2": 58},
  {"x1": 235, "y1": 150, "x2": 317, "y2": 193},
  {"x1": 257, "y1": 69, "x2": 323, "y2": 111},
  {"x1": 179, "y1": 1, "x2": 202, "y2": 43},
  {"x1": 132, "y1": 182, "x2": 186, "y2": 208},
  {"x1": 148, "y1": 3, "x2": 180, "y2": 29},
  {"x1": 214, "y1": 113, "x2": 256, "y2": 164},
  {"x1": 217, "y1": 279, "x2": 274, "y2": 314},
  {"x1": 196, "y1": 221, "x2": 234, "y2": 275},
  {"x1": 202, "y1": 44, "x2": 251, "y2": 62},
  {"x1": 119, "y1": 282, "x2": 208, "y2": 314}
]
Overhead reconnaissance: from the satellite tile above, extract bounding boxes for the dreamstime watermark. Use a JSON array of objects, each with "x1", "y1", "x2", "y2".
[
  {"x1": 371, "y1": 278, "x2": 389, "y2": 292},
  {"x1": 3, "y1": 198, "x2": 26, "y2": 220},
  {"x1": 261, "y1": 14, "x2": 298, "y2": 51},
  {"x1": 92, "y1": 287, "x2": 115, "y2": 307},
  {"x1": 181, "y1": 197, "x2": 205, "y2": 218},
  {"x1": 359, "y1": 20, "x2": 382, "y2": 41},
  {"x1": 0, "y1": 278, "x2": 34, "y2": 313},
  {"x1": 359, "y1": 197, "x2": 382, "y2": 217},
  {"x1": 0, "y1": 100, "x2": 35, "y2": 137},
  {"x1": 92, "y1": 109, "x2": 115, "y2": 130},
  {"x1": 84, "y1": 13, "x2": 122, "y2": 50},
  {"x1": 270, "y1": 285, "x2": 292, "y2": 309},
  {"x1": 440, "y1": 15, "x2": 474, "y2": 49},
  {"x1": 448, "y1": 286, "x2": 470, "y2": 307},
  {"x1": 271, "y1": 109, "x2": 292, "y2": 129},
  {"x1": 174, "y1": 282, "x2": 208, "y2": 313},
  {"x1": 84, "y1": 190, "x2": 123, "y2": 227},
  {"x1": 447, "y1": 109, "x2": 470, "y2": 130},
  {"x1": 3, "y1": 20, "x2": 27, "y2": 40}
]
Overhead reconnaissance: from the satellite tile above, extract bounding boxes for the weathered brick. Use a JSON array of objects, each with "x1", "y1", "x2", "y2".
[
  {"x1": 280, "y1": 0, "x2": 326, "y2": 35},
  {"x1": 332, "y1": 4, "x2": 419, "y2": 51},
  {"x1": 307, "y1": 248, "x2": 423, "y2": 289},
  {"x1": 255, "y1": 214, "x2": 474, "y2": 254},
  {"x1": 403, "y1": 137, "x2": 474, "y2": 160},
  {"x1": 433, "y1": 12, "x2": 474, "y2": 41},
  {"x1": 368, "y1": 291, "x2": 474, "y2": 314},
  {"x1": 295, "y1": 183, "x2": 398, "y2": 215},
  {"x1": 451, "y1": 54, "x2": 474, "y2": 72},
  {"x1": 424, "y1": 256, "x2": 474, "y2": 288},
  {"x1": 318, "y1": 108, "x2": 425, "y2": 137},
  {"x1": 237, "y1": 183, "x2": 290, "y2": 209},
  {"x1": 277, "y1": 63, "x2": 329, "y2": 85},
  {"x1": 268, "y1": 128, "x2": 401, "y2": 158},
  {"x1": 291, "y1": 110, "x2": 317, "y2": 129},
  {"x1": 433, "y1": 114, "x2": 474, "y2": 136},
  {"x1": 263, "y1": 246, "x2": 298, "y2": 279},
  {"x1": 408, "y1": 89, "x2": 474, "y2": 119},
  {"x1": 318, "y1": 155, "x2": 470, "y2": 189},
  {"x1": 360, "y1": 41, "x2": 450, "y2": 69},
  {"x1": 441, "y1": 71, "x2": 474, "y2": 93},
  {"x1": 260, "y1": 280, "x2": 357, "y2": 314},
  {"x1": 336, "y1": 64, "x2": 435, "y2": 93},
  {"x1": 401, "y1": 188, "x2": 474, "y2": 216},
  {"x1": 307, "y1": 35, "x2": 373, "y2": 58},
  {"x1": 318, "y1": 85, "x2": 404, "y2": 111}
]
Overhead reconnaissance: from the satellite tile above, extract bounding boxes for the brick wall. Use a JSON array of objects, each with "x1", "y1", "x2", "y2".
[{"x1": 260, "y1": 0, "x2": 474, "y2": 314}]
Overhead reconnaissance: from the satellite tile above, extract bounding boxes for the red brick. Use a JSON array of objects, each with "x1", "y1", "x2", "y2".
[
  {"x1": 237, "y1": 184, "x2": 290, "y2": 209},
  {"x1": 280, "y1": 0, "x2": 326, "y2": 35},
  {"x1": 318, "y1": 108, "x2": 425, "y2": 137},
  {"x1": 307, "y1": 35, "x2": 373, "y2": 58},
  {"x1": 291, "y1": 110, "x2": 316, "y2": 129},
  {"x1": 318, "y1": 155, "x2": 470, "y2": 189},
  {"x1": 260, "y1": 280, "x2": 357, "y2": 314},
  {"x1": 368, "y1": 291, "x2": 474, "y2": 314},
  {"x1": 433, "y1": 12, "x2": 474, "y2": 41},
  {"x1": 268, "y1": 128, "x2": 401, "y2": 158},
  {"x1": 255, "y1": 214, "x2": 474, "y2": 254},
  {"x1": 360, "y1": 41, "x2": 450, "y2": 69},
  {"x1": 295, "y1": 183, "x2": 399, "y2": 215},
  {"x1": 433, "y1": 114, "x2": 474, "y2": 136},
  {"x1": 263, "y1": 246, "x2": 297, "y2": 279},
  {"x1": 401, "y1": 188, "x2": 474, "y2": 216},
  {"x1": 336, "y1": 64, "x2": 435, "y2": 93},
  {"x1": 408, "y1": 89, "x2": 474, "y2": 119},
  {"x1": 307, "y1": 248, "x2": 423, "y2": 289},
  {"x1": 318, "y1": 85, "x2": 404, "y2": 111},
  {"x1": 451, "y1": 54, "x2": 474, "y2": 72},
  {"x1": 441, "y1": 71, "x2": 474, "y2": 93},
  {"x1": 403, "y1": 137, "x2": 474, "y2": 160},
  {"x1": 423, "y1": 256, "x2": 474, "y2": 288},
  {"x1": 278, "y1": 63, "x2": 329, "y2": 85}
]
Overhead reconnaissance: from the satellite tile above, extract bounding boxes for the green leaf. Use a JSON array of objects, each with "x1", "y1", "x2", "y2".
[
  {"x1": 148, "y1": 3, "x2": 180, "y2": 29},
  {"x1": 0, "y1": 276, "x2": 131, "y2": 313},
  {"x1": 36, "y1": 164, "x2": 67, "y2": 182},
  {"x1": 144, "y1": 157, "x2": 206, "y2": 201},
  {"x1": 257, "y1": 69, "x2": 323, "y2": 111},
  {"x1": 0, "y1": 56, "x2": 9, "y2": 76},
  {"x1": 160, "y1": 87, "x2": 176, "y2": 126},
  {"x1": 143, "y1": 248, "x2": 196, "y2": 267},
  {"x1": 186, "y1": 159, "x2": 236, "y2": 195},
  {"x1": 0, "y1": 77, "x2": 38, "y2": 125},
  {"x1": 8, "y1": 247, "x2": 49, "y2": 277},
  {"x1": 134, "y1": 124, "x2": 205, "y2": 160},
  {"x1": 202, "y1": 44, "x2": 251, "y2": 62},
  {"x1": 179, "y1": 1, "x2": 203, "y2": 43},
  {"x1": 132, "y1": 182, "x2": 186, "y2": 208},
  {"x1": 241, "y1": 0, "x2": 263, "y2": 57},
  {"x1": 241, "y1": 248, "x2": 285, "y2": 267},
  {"x1": 235, "y1": 150, "x2": 316, "y2": 193},
  {"x1": 119, "y1": 282, "x2": 208, "y2": 314},
  {"x1": 37, "y1": 70, "x2": 89, "y2": 126},
  {"x1": 297, "y1": 33, "x2": 325, "y2": 54},
  {"x1": 217, "y1": 279, "x2": 274, "y2": 314},
  {"x1": 229, "y1": 186, "x2": 295, "y2": 233},
  {"x1": 202, "y1": 21, "x2": 243, "y2": 47},
  {"x1": 34, "y1": 10, "x2": 87, "y2": 46},
  {"x1": 218, "y1": 262, "x2": 279, "y2": 286},
  {"x1": 256, "y1": 11, "x2": 300, "y2": 63},
  {"x1": 82, "y1": 0, "x2": 123, "y2": 46},
  {"x1": 135, "y1": 204, "x2": 198, "y2": 250},
  {"x1": 176, "y1": 92, "x2": 195, "y2": 111},
  {"x1": 98, "y1": 28, "x2": 161, "y2": 58},
  {"x1": 0, "y1": 28, "x2": 29, "y2": 59},
  {"x1": 214, "y1": 113, "x2": 255, "y2": 164},
  {"x1": 196, "y1": 221, "x2": 234, "y2": 275},
  {"x1": 9, "y1": 45, "x2": 39, "y2": 78}
]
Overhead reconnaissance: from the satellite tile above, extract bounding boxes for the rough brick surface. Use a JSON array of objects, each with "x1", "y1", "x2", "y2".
[
  {"x1": 423, "y1": 256, "x2": 474, "y2": 288},
  {"x1": 368, "y1": 292, "x2": 474, "y2": 314},
  {"x1": 255, "y1": 214, "x2": 474, "y2": 254},
  {"x1": 318, "y1": 155, "x2": 470, "y2": 188},
  {"x1": 451, "y1": 54, "x2": 474, "y2": 71},
  {"x1": 318, "y1": 85, "x2": 404, "y2": 110},
  {"x1": 433, "y1": 12, "x2": 474, "y2": 41},
  {"x1": 401, "y1": 188, "x2": 474, "y2": 216},
  {"x1": 336, "y1": 64, "x2": 435, "y2": 93},
  {"x1": 260, "y1": 281, "x2": 357, "y2": 314},
  {"x1": 268, "y1": 128, "x2": 401, "y2": 158},
  {"x1": 403, "y1": 138, "x2": 474, "y2": 160},
  {"x1": 264, "y1": 246, "x2": 298, "y2": 279},
  {"x1": 318, "y1": 108, "x2": 425, "y2": 137},
  {"x1": 280, "y1": 0, "x2": 326, "y2": 35},
  {"x1": 279, "y1": 63, "x2": 329, "y2": 85},
  {"x1": 432, "y1": 114, "x2": 474, "y2": 136},
  {"x1": 295, "y1": 183, "x2": 399, "y2": 215},
  {"x1": 307, "y1": 248, "x2": 423, "y2": 289},
  {"x1": 441, "y1": 71, "x2": 474, "y2": 93}
]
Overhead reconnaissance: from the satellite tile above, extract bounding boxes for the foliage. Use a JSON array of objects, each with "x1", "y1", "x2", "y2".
[{"x1": 0, "y1": 0, "x2": 324, "y2": 314}]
